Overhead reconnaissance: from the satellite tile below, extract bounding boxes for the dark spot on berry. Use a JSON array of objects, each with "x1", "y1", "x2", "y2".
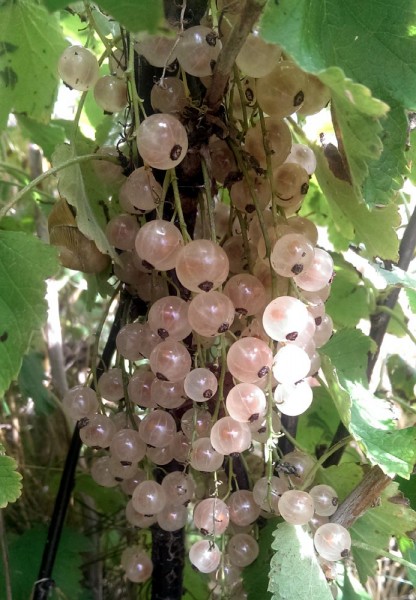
[
  {"x1": 301, "y1": 252, "x2": 306, "y2": 257},
  {"x1": 200, "y1": 528, "x2": 209, "y2": 536},
  {"x1": 291, "y1": 263, "x2": 303, "y2": 275},
  {"x1": 286, "y1": 331, "x2": 298, "y2": 341},
  {"x1": 248, "y1": 413, "x2": 259, "y2": 423},
  {"x1": 144, "y1": 514, "x2": 155, "y2": 518},
  {"x1": 315, "y1": 317, "x2": 322, "y2": 326},
  {"x1": 170, "y1": 144, "x2": 182, "y2": 161},
  {"x1": 245, "y1": 87, "x2": 255, "y2": 102},
  {"x1": 245, "y1": 203, "x2": 255, "y2": 213},
  {"x1": 236, "y1": 307, "x2": 248, "y2": 316},
  {"x1": 210, "y1": 59, "x2": 217, "y2": 72},
  {"x1": 157, "y1": 328, "x2": 169, "y2": 340},
  {"x1": 218, "y1": 322, "x2": 230, "y2": 333},
  {"x1": 121, "y1": 460, "x2": 132, "y2": 466},
  {"x1": 234, "y1": 329, "x2": 242, "y2": 337},
  {"x1": 206, "y1": 31, "x2": 218, "y2": 46},
  {"x1": 329, "y1": 271, "x2": 336, "y2": 284},
  {"x1": 301, "y1": 182, "x2": 309, "y2": 195},
  {"x1": 230, "y1": 452, "x2": 240, "y2": 457},
  {"x1": 78, "y1": 417, "x2": 89, "y2": 429},
  {"x1": 257, "y1": 366, "x2": 269, "y2": 378},
  {"x1": 198, "y1": 280, "x2": 213, "y2": 292},
  {"x1": 115, "y1": 477, "x2": 123, "y2": 482},
  {"x1": 340, "y1": 549, "x2": 350, "y2": 558},
  {"x1": 258, "y1": 426, "x2": 267, "y2": 434},
  {"x1": 156, "y1": 372, "x2": 168, "y2": 381},
  {"x1": 332, "y1": 497, "x2": 338, "y2": 506},
  {"x1": 203, "y1": 389, "x2": 213, "y2": 399},
  {"x1": 294, "y1": 90, "x2": 304, "y2": 107}
]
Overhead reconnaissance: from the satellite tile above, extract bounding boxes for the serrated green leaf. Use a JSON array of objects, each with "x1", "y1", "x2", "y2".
[
  {"x1": 351, "y1": 482, "x2": 416, "y2": 583},
  {"x1": 244, "y1": 519, "x2": 277, "y2": 600},
  {"x1": 0, "y1": 454, "x2": 22, "y2": 507},
  {"x1": 0, "y1": 231, "x2": 58, "y2": 398},
  {"x1": 42, "y1": 0, "x2": 164, "y2": 33},
  {"x1": 318, "y1": 68, "x2": 388, "y2": 199},
  {"x1": 314, "y1": 146, "x2": 400, "y2": 260},
  {"x1": 268, "y1": 522, "x2": 333, "y2": 600},
  {"x1": 321, "y1": 329, "x2": 416, "y2": 478},
  {"x1": 51, "y1": 143, "x2": 118, "y2": 260},
  {"x1": 260, "y1": 0, "x2": 416, "y2": 207},
  {"x1": 0, "y1": 0, "x2": 66, "y2": 129},
  {"x1": 0, "y1": 525, "x2": 91, "y2": 600}
]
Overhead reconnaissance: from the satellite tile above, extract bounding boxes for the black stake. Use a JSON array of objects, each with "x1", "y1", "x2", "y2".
[{"x1": 32, "y1": 293, "x2": 127, "y2": 599}]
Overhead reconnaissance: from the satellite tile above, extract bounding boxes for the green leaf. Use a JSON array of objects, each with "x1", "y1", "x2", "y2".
[
  {"x1": 260, "y1": 0, "x2": 416, "y2": 206},
  {"x1": 183, "y1": 559, "x2": 210, "y2": 600},
  {"x1": 387, "y1": 354, "x2": 416, "y2": 402},
  {"x1": 297, "y1": 386, "x2": 340, "y2": 454},
  {"x1": 0, "y1": 231, "x2": 58, "y2": 398},
  {"x1": 268, "y1": 522, "x2": 333, "y2": 600},
  {"x1": 18, "y1": 352, "x2": 54, "y2": 415},
  {"x1": 244, "y1": 519, "x2": 277, "y2": 600},
  {"x1": 74, "y1": 473, "x2": 125, "y2": 514},
  {"x1": 339, "y1": 570, "x2": 372, "y2": 600},
  {"x1": 0, "y1": 454, "x2": 22, "y2": 507},
  {"x1": 326, "y1": 254, "x2": 370, "y2": 328},
  {"x1": 318, "y1": 68, "x2": 388, "y2": 198},
  {"x1": 42, "y1": 0, "x2": 164, "y2": 33},
  {"x1": 16, "y1": 116, "x2": 66, "y2": 162},
  {"x1": 397, "y1": 475, "x2": 416, "y2": 511},
  {"x1": 351, "y1": 482, "x2": 416, "y2": 583},
  {"x1": 0, "y1": 525, "x2": 91, "y2": 600},
  {"x1": 321, "y1": 329, "x2": 416, "y2": 478},
  {"x1": 314, "y1": 146, "x2": 400, "y2": 260},
  {"x1": 51, "y1": 143, "x2": 118, "y2": 260},
  {"x1": 0, "y1": 0, "x2": 66, "y2": 129}
]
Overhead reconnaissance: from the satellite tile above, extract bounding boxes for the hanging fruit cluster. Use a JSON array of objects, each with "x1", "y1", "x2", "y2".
[{"x1": 56, "y1": 1, "x2": 350, "y2": 596}]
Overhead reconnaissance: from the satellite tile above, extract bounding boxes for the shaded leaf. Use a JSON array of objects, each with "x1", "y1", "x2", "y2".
[
  {"x1": 244, "y1": 518, "x2": 278, "y2": 600},
  {"x1": 16, "y1": 116, "x2": 66, "y2": 162},
  {"x1": 326, "y1": 254, "x2": 370, "y2": 328},
  {"x1": 0, "y1": 525, "x2": 91, "y2": 600},
  {"x1": 0, "y1": 231, "x2": 58, "y2": 398},
  {"x1": 18, "y1": 352, "x2": 54, "y2": 414}
]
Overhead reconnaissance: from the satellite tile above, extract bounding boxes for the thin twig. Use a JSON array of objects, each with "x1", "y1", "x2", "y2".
[{"x1": 204, "y1": 0, "x2": 267, "y2": 109}]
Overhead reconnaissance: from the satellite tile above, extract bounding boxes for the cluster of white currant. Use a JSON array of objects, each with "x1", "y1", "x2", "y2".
[{"x1": 57, "y1": 2, "x2": 349, "y2": 595}]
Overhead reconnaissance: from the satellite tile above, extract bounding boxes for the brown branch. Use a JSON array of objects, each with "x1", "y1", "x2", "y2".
[
  {"x1": 204, "y1": 0, "x2": 267, "y2": 109},
  {"x1": 330, "y1": 465, "x2": 391, "y2": 529}
]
